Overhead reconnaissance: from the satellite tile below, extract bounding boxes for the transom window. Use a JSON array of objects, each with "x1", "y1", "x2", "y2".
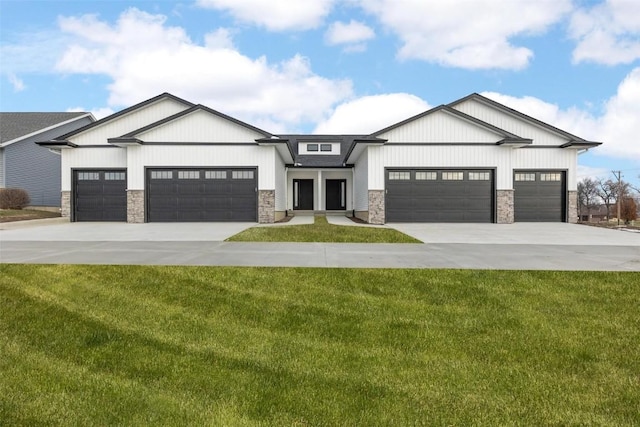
[
  {"x1": 178, "y1": 170, "x2": 199, "y2": 179},
  {"x1": 307, "y1": 144, "x2": 319, "y2": 152},
  {"x1": 320, "y1": 144, "x2": 332, "y2": 152},
  {"x1": 442, "y1": 172, "x2": 464, "y2": 181},
  {"x1": 515, "y1": 173, "x2": 536, "y2": 182},
  {"x1": 150, "y1": 171, "x2": 172, "y2": 179},
  {"x1": 232, "y1": 170, "x2": 254, "y2": 179},
  {"x1": 415, "y1": 171, "x2": 437, "y2": 180},
  {"x1": 77, "y1": 172, "x2": 100, "y2": 181},
  {"x1": 205, "y1": 170, "x2": 227, "y2": 179},
  {"x1": 104, "y1": 172, "x2": 125, "y2": 180},
  {"x1": 468, "y1": 172, "x2": 490, "y2": 181},
  {"x1": 540, "y1": 173, "x2": 562, "y2": 181},
  {"x1": 388, "y1": 171, "x2": 410, "y2": 180}
]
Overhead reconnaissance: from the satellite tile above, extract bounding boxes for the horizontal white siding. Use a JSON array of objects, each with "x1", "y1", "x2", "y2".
[
  {"x1": 138, "y1": 109, "x2": 267, "y2": 143},
  {"x1": 369, "y1": 145, "x2": 514, "y2": 189},
  {"x1": 452, "y1": 99, "x2": 569, "y2": 146},
  {"x1": 126, "y1": 145, "x2": 275, "y2": 190},
  {"x1": 377, "y1": 110, "x2": 501, "y2": 143},
  {"x1": 513, "y1": 148, "x2": 577, "y2": 190},
  {"x1": 70, "y1": 98, "x2": 190, "y2": 146},
  {"x1": 61, "y1": 147, "x2": 127, "y2": 190},
  {"x1": 353, "y1": 149, "x2": 368, "y2": 211}
]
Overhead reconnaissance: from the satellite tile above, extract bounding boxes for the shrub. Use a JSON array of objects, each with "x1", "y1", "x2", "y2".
[
  {"x1": 0, "y1": 188, "x2": 31, "y2": 209},
  {"x1": 620, "y1": 197, "x2": 637, "y2": 224}
]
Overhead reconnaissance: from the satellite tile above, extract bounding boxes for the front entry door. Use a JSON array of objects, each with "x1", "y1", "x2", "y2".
[
  {"x1": 326, "y1": 179, "x2": 346, "y2": 210},
  {"x1": 294, "y1": 179, "x2": 314, "y2": 210}
]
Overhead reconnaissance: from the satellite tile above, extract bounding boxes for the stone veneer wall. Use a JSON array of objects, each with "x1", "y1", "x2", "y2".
[
  {"x1": 61, "y1": 191, "x2": 71, "y2": 218},
  {"x1": 568, "y1": 190, "x2": 578, "y2": 224},
  {"x1": 258, "y1": 190, "x2": 275, "y2": 223},
  {"x1": 496, "y1": 190, "x2": 514, "y2": 224},
  {"x1": 368, "y1": 190, "x2": 385, "y2": 224},
  {"x1": 127, "y1": 190, "x2": 145, "y2": 223}
]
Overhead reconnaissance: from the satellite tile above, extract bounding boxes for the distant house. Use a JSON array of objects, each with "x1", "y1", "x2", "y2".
[
  {"x1": 579, "y1": 204, "x2": 609, "y2": 222},
  {"x1": 1, "y1": 112, "x2": 94, "y2": 207},
  {"x1": 39, "y1": 92, "x2": 601, "y2": 223}
]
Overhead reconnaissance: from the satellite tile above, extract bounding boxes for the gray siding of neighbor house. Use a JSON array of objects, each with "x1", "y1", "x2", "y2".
[
  {"x1": 0, "y1": 149, "x2": 4, "y2": 187},
  {"x1": 4, "y1": 117, "x2": 94, "y2": 206}
]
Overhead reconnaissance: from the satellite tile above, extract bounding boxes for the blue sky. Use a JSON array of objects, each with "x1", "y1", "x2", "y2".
[{"x1": 1, "y1": 0, "x2": 639, "y2": 186}]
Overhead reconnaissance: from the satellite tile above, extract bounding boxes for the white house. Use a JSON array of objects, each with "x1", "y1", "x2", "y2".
[{"x1": 38, "y1": 92, "x2": 601, "y2": 224}]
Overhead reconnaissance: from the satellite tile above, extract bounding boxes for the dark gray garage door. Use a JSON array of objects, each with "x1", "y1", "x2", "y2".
[
  {"x1": 74, "y1": 170, "x2": 127, "y2": 221},
  {"x1": 514, "y1": 171, "x2": 565, "y2": 222},
  {"x1": 147, "y1": 168, "x2": 257, "y2": 222},
  {"x1": 386, "y1": 169, "x2": 494, "y2": 222}
]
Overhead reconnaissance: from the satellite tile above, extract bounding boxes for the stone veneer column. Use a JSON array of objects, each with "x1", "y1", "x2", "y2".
[
  {"x1": 61, "y1": 191, "x2": 71, "y2": 218},
  {"x1": 258, "y1": 190, "x2": 275, "y2": 223},
  {"x1": 368, "y1": 190, "x2": 385, "y2": 224},
  {"x1": 567, "y1": 190, "x2": 578, "y2": 224},
  {"x1": 127, "y1": 190, "x2": 145, "y2": 223},
  {"x1": 496, "y1": 190, "x2": 514, "y2": 224}
]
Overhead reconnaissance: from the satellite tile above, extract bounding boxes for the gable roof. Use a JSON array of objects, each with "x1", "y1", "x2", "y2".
[
  {"x1": 448, "y1": 93, "x2": 601, "y2": 146},
  {"x1": 370, "y1": 104, "x2": 531, "y2": 144},
  {"x1": 0, "y1": 112, "x2": 93, "y2": 146},
  {"x1": 113, "y1": 104, "x2": 273, "y2": 140},
  {"x1": 278, "y1": 134, "x2": 372, "y2": 167},
  {"x1": 52, "y1": 92, "x2": 194, "y2": 141}
]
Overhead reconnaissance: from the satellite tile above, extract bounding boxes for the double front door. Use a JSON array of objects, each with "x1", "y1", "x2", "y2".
[{"x1": 293, "y1": 179, "x2": 346, "y2": 210}]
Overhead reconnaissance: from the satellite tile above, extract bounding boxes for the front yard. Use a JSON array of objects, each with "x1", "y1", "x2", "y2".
[
  {"x1": 1, "y1": 265, "x2": 638, "y2": 425},
  {"x1": 0, "y1": 209, "x2": 60, "y2": 222}
]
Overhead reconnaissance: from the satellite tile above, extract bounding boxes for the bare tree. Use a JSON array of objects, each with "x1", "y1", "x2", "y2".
[
  {"x1": 577, "y1": 177, "x2": 600, "y2": 221},
  {"x1": 597, "y1": 179, "x2": 617, "y2": 220},
  {"x1": 620, "y1": 197, "x2": 637, "y2": 224}
]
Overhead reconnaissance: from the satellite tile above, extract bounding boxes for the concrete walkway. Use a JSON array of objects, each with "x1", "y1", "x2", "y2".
[{"x1": 1, "y1": 217, "x2": 639, "y2": 271}]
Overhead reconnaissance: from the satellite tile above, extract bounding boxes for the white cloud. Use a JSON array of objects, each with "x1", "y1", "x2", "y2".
[
  {"x1": 67, "y1": 106, "x2": 114, "y2": 120},
  {"x1": 53, "y1": 8, "x2": 352, "y2": 131},
  {"x1": 195, "y1": 0, "x2": 335, "y2": 31},
  {"x1": 481, "y1": 67, "x2": 640, "y2": 160},
  {"x1": 325, "y1": 20, "x2": 375, "y2": 51},
  {"x1": 569, "y1": 0, "x2": 640, "y2": 65},
  {"x1": 356, "y1": 0, "x2": 571, "y2": 69},
  {"x1": 577, "y1": 164, "x2": 611, "y2": 181},
  {"x1": 7, "y1": 73, "x2": 25, "y2": 92},
  {"x1": 313, "y1": 93, "x2": 430, "y2": 134}
]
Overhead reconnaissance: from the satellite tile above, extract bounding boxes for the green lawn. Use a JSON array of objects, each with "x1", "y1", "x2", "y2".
[
  {"x1": 0, "y1": 209, "x2": 60, "y2": 222},
  {"x1": 1, "y1": 265, "x2": 639, "y2": 426},
  {"x1": 227, "y1": 215, "x2": 421, "y2": 243}
]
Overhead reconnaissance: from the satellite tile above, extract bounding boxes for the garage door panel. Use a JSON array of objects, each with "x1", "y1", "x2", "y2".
[
  {"x1": 386, "y1": 169, "x2": 494, "y2": 223},
  {"x1": 147, "y1": 168, "x2": 257, "y2": 222},
  {"x1": 514, "y1": 171, "x2": 565, "y2": 222},
  {"x1": 74, "y1": 170, "x2": 127, "y2": 222}
]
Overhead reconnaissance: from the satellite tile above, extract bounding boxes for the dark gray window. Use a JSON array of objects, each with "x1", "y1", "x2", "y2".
[
  {"x1": 415, "y1": 171, "x2": 437, "y2": 180},
  {"x1": 320, "y1": 144, "x2": 332, "y2": 152},
  {"x1": 178, "y1": 170, "x2": 199, "y2": 179},
  {"x1": 469, "y1": 172, "x2": 490, "y2": 181},
  {"x1": 515, "y1": 173, "x2": 535, "y2": 182},
  {"x1": 205, "y1": 170, "x2": 227, "y2": 179},
  {"x1": 388, "y1": 171, "x2": 410, "y2": 180},
  {"x1": 78, "y1": 172, "x2": 100, "y2": 180},
  {"x1": 105, "y1": 172, "x2": 125, "y2": 181},
  {"x1": 232, "y1": 170, "x2": 254, "y2": 179},
  {"x1": 151, "y1": 171, "x2": 172, "y2": 179},
  {"x1": 442, "y1": 172, "x2": 464, "y2": 181},
  {"x1": 307, "y1": 144, "x2": 319, "y2": 152},
  {"x1": 541, "y1": 173, "x2": 562, "y2": 181}
]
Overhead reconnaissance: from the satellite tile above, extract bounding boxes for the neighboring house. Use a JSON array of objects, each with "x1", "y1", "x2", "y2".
[
  {"x1": 1, "y1": 112, "x2": 95, "y2": 207},
  {"x1": 38, "y1": 92, "x2": 601, "y2": 223},
  {"x1": 579, "y1": 204, "x2": 609, "y2": 222}
]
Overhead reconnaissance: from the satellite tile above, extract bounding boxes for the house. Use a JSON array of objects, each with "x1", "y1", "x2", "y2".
[
  {"x1": 1, "y1": 112, "x2": 95, "y2": 207},
  {"x1": 37, "y1": 92, "x2": 601, "y2": 223}
]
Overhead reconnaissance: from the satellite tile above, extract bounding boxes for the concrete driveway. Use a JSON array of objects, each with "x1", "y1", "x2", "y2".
[{"x1": 1, "y1": 218, "x2": 639, "y2": 271}]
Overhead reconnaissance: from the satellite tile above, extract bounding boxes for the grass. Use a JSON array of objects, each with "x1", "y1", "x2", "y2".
[
  {"x1": 227, "y1": 215, "x2": 421, "y2": 243},
  {"x1": 0, "y1": 209, "x2": 60, "y2": 222},
  {"x1": 1, "y1": 265, "x2": 639, "y2": 426}
]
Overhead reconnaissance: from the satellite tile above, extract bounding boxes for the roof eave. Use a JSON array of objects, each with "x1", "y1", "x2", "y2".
[
  {"x1": 497, "y1": 138, "x2": 533, "y2": 148},
  {"x1": 35, "y1": 140, "x2": 78, "y2": 149},
  {"x1": 560, "y1": 141, "x2": 603, "y2": 149},
  {"x1": 107, "y1": 137, "x2": 143, "y2": 147}
]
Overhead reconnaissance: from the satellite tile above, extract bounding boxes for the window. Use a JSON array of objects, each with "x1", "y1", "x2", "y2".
[
  {"x1": 232, "y1": 170, "x2": 254, "y2": 179},
  {"x1": 77, "y1": 172, "x2": 99, "y2": 180},
  {"x1": 205, "y1": 170, "x2": 227, "y2": 179},
  {"x1": 307, "y1": 144, "x2": 319, "y2": 152},
  {"x1": 442, "y1": 172, "x2": 464, "y2": 180},
  {"x1": 105, "y1": 172, "x2": 125, "y2": 180},
  {"x1": 541, "y1": 173, "x2": 562, "y2": 181},
  {"x1": 415, "y1": 171, "x2": 437, "y2": 180},
  {"x1": 178, "y1": 170, "x2": 199, "y2": 179},
  {"x1": 388, "y1": 171, "x2": 410, "y2": 180},
  {"x1": 150, "y1": 170, "x2": 172, "y2": 179},
  {"x1": 515, "y1": 173, "x2": 535, "y2": 182},
  {"x1": 320, "y1": 144, "x2": 332, "y2": 152},
  {"x1": 469, "y1": 172, "x2": 490, "y2": 181}
]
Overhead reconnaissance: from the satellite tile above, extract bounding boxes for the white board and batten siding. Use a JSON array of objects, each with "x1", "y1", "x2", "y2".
[
  {"x1": 274, "y1": 154, "x2": 287, "y2": 211},
  {"x1": 137, "y1": 109, "x2": 267, "y2": 143},
  {"x1": 61, "y1": 147, "x2": 127, "y2": 191},
  {"x1": 353, "y1": 149, "x2": 369, "y2": 212},
  {"x1": 452, "y1": 99, "x2": 569, "y2": 146},
  {"x1": 68, "y1": 98, "x2": 191, "y2": 146},
  {"x1": 376, "y1": 109, "x2": 502, "y2": 143},
  {"x1": 126, "y1": 145, "x2": 276, "y2": 190}
]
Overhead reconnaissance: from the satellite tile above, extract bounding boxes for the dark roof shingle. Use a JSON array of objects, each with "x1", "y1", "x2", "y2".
[{"x1": 0, "y1": 112, "x2": 89, "y2": 144}]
